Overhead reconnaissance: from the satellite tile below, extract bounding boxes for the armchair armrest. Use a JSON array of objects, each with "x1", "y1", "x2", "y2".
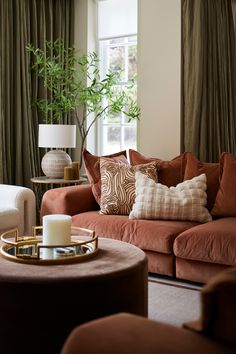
[
  {"x1": 184, "y1": 267, "x2": 236, "y2": 346},
  {"x1": 41, "y1": 184, "x2": 99, "y2": 218},
  {"x1": 0, "y1": 184, "x2": 36, "y2": 235}
]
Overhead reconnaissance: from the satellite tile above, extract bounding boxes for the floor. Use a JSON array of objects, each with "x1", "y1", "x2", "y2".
[{"x1": 148, "y1": 273, "x2": 202, "y2": 327}]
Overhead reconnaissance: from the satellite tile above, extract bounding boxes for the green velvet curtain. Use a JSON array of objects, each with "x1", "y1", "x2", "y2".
[
  {"x1": 181, "y1": 0, "x2": 236, "y2": 162},
  {"x1": 0, "y1": 0, "x2": 74, "y2": 187}
]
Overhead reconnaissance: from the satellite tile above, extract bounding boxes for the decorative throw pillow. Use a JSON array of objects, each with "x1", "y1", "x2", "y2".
[
  {"x1": 100, "y1": 159, "x2": 158, "y2": 215},
  {"x1": 184, "y1": 152, "x2": 220, "y2": 211},
  {"x1": 129, "y1": 172, "x2": 212, "y2": 223},
  {"x1": 129, "y1": 149, "x2": 187, "y2": 187},
  {"x1": 211, "y1": 153, "x2": 236, "y2": 217},
  {"x1": 83, "y1": 149, "x2": 128, "y2": 205}
]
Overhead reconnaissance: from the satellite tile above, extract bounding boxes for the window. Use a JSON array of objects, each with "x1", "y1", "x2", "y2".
[
  {"x1": 97, "y1": 0, "x2": 137, "y2": 155},
  {"x1": 98, "y1": 36, "x2": 137, "y2": 154}
]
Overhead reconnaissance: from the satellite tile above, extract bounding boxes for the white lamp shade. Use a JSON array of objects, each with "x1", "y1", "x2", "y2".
[{"x1": 38, "y1": 124, "x2": 76, "y2": 148}]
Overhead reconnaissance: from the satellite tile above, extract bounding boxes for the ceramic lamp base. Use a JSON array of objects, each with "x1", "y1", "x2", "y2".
[{"x1": 41, "y1": 150, "x2": 72, "y2": 178}]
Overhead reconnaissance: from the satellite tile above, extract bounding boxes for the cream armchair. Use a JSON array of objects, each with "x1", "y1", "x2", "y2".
[{"x1": 0, "y1": 184, "x2": 36, "y2": 236}]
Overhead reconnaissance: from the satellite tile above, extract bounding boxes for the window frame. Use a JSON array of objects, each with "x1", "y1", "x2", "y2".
[{"x1": 97, "y1": 35, "x2": 138, "y2": 155}]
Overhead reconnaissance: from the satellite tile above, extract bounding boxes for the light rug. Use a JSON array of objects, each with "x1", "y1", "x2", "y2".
[{"x1": 148, "y1": 279, "x2": 201, "y2": 327}]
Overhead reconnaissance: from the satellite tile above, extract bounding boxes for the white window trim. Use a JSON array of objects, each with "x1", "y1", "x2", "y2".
[{"x1": 97, "y1": 35, "x2": 137, "y2": 155}]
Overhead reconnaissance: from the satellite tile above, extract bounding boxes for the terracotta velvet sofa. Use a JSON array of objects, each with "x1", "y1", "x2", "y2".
[
  {"x1": 61, "y1": 267, "x2": 236, "y2": 354},
  {"x1": 41, "y1": 150, "x2": 236, "y2": 283}
]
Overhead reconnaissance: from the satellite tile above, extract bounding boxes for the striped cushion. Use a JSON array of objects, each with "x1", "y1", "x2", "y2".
[
  {"x1": 100, "y1": 158, "x2": 158, "y2": 215},
  {"x1": 129, "y1": 172, "x2": 212, "y2": 223}
]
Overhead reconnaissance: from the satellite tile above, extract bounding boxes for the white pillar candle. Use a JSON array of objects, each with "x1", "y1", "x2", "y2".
[{"x1": 43, "y1": 214, "x2": 72, "y2": 245}]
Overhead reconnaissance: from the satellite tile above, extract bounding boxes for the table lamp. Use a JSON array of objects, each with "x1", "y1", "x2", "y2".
[{"x1": 38, "y1": 124, "x2": 76, "y2": 178}]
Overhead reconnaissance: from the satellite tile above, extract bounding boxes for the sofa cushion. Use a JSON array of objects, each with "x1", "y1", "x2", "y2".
[
  {"x1": 72, "y1": 211, "x2": 198, "y2": 254},
  {"x1": 83, "y1": 149, "x2": 128, "y2": 205},
  {"x1": 174, "y1": 217, "x2": 236, "y2": 266},
  {"x1": 129, "y1": 173, "x2": 212, "y2": 223},
  {"x1": 211, "y1": 153, "x2": 236, "y2": 217},
  {"x1": 100, "y1": 159, "x2": 158, "y2": 215},
  {"x1": 129, "y1": 149, "x2": 186, "y2": 187},
  {"x1": 183, "y1": 152, "x2": 220, "y2": 211}
]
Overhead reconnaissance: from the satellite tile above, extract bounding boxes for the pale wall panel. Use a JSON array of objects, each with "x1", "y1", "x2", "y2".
[{"x1": 138, "y1": 0, "x2": 181, "y2": 159}]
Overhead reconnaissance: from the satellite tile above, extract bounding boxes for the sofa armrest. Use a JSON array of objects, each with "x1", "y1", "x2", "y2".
[
  {"x1": 0, "y1": 184, "x2": 36, "y2": 235},
  {"x1": 184, "y1": 267, "x2": 236, "y2": 346},
  {"x1": 41, "y1": 184, "x2": 99, "y2": 218}
]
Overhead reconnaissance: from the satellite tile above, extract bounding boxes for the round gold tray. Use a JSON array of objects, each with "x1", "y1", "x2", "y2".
[{"x1": 0, "y1": 226, "x2": 98, "y2": 265}]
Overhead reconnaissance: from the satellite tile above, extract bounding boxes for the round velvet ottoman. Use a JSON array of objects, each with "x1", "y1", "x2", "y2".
[{"x1": 0, "y1": 238, "x2": 148, "y2": 354}]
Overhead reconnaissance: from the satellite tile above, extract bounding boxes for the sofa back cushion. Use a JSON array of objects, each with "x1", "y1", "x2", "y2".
[
  {"x1": 100, "y1": 158, "x2": 158, "y2": 215},
  {"x1": 129, "y1": 149, "x2": 186, "y2": 187},
  {"x1": 211, "y1": 153, "x2": 236, "y2": 217},
  {"x1": 183, "y1": 152, "x2": 220, "y2": 211},
  {"x1": 83, "y1": 149, "x2": 128, "y2": 205},
  {"x1": 129, "y1": 172, "x2": 212, "y2": 223}
]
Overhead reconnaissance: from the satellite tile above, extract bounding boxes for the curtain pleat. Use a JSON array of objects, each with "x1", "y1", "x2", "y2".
[
  {"x1": 0, "y1": 0, "x2": 74, "y2": 186},
  {"x1": 182, "y1": 0, "x2": 236, "y2": 162}
]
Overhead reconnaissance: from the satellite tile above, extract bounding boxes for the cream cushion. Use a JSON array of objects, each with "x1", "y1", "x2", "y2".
[{"x1": 129, "y1": 173, "x2": 212, "y2": 223}]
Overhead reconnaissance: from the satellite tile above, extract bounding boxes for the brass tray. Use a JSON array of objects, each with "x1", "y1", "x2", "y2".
[{"x1": 0, "y1": 226, "x2": 98, "y2": 265}]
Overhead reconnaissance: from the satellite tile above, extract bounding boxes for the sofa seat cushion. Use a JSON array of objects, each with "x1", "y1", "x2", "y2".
[
  {"x1": 72, "y1": 211, "x2": 198, "y2": 254},
  {"x1": 174, "y1": 218, "x2": 236, "y2": 266},
  {"x1": 0, "y1": 207, "x2": 19, "y2": 230}
]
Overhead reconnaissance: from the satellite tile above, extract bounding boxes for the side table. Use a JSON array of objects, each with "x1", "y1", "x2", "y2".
[{"x1": 31, "y1": 176, "x2": 87, "y2": 222}]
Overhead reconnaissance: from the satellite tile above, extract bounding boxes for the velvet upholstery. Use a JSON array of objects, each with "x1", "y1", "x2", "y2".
[
  {"x1": 0, "y1": 238, "x2": 147, "y2": 354},
  {"x1": 145, "y1": 251, "x2": 175, "y2": 276},
  {"x1": 41, "y1": 184, "x2": 99, "y2": 220},
  {"x1": 183, "y1": 152, "x2": 220, "y2": 210},
  {"x1": 61, "y1": 313, "x2": 235, "y2": 354},
  {"x1": 184, "y1": 267, "x2": 236, "y2": 346},
  {"x1": 61, "y1": 268, "x2": 236, "y2": 354},
  {"x1": 41, "y1": 170, "x2": 235, "y2": 283},
  {"x1": 176, "y1": 258, "x2": 230, "y2": 283},
  {"x1": 174, "y1": 218, "x2": 236, "y2": 266},
  {"x1": 212, "y1": 153, "x2": 236, "y2": 217},
  {"x1": 72, "y1": 211, "x2": 198, "y2": 254},
  {"x1": 129, "y1": 149, "x2": 186, "y2": 187}
]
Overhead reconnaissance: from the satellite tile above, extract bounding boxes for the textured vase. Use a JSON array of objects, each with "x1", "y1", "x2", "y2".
[{"x1": 41, "y1": 150, "x2": 72, "y2": 178}]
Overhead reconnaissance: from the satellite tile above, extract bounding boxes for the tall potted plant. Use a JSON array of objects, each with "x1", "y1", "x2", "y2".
[{"x1": 27, "y1": 39, "x2": 140, "y2": 169}]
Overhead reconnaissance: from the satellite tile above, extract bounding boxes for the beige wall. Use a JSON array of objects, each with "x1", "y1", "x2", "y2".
[
  {"x1": 74, "y1": 0, "x2": 97, "y2": 157},
  {"x1": 138, "y1": 0, "x2": 181, "y2": 159}
]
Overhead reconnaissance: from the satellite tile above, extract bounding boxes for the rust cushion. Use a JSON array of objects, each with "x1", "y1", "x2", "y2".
[
  {"x1": 72, "y1": 211, "x2": 198, "y2": 254},
  {"x1": 83, "y1": 149, "x2": 128, "y2": 205},
  {"x1": 129, "y1": 149, "x2": 187, "y2": 187},
  {"x1": 211, "y1": 153, "x2": 236, "y2": 217},
  {"x1": 184, "y1": 152, "x2": 220, "y2": 211},
  {"x1": 173, "y1": 217, "x2": 236, "y2": 266}
]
